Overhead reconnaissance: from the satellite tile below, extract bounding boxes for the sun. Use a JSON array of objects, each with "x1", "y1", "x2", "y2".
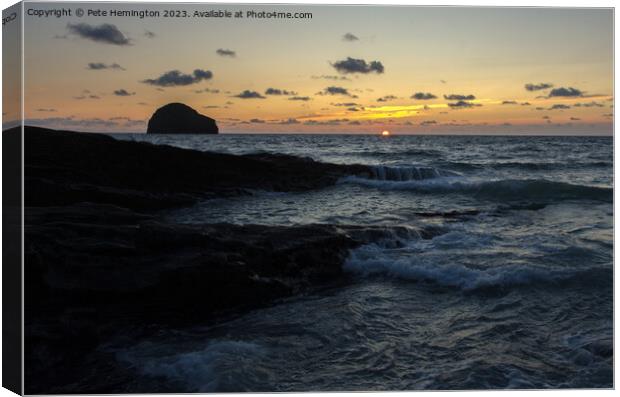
[{"x1": 381, "y1": 130, "x2": 391, "y2": 136}]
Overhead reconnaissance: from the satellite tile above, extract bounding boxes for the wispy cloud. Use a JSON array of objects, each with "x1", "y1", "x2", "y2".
[
  {"x1": 216, "y1": 48, "x2": 236, "y2": 57},
  {"x1": 573, "y1": 101, "x2": 604, "y2": 107},
  {"x1": 447, "y1": 100, "x2": 481, "y2": 109},
  {"x1": 234, "y1": 90, "x2": 266, "y2": 99},
  {"x1": 444, "y1": 94, "x2": 476, "y2": 100},
  {"x1": 265, "y1": 88, "x2": 297, "y2": 95},
  {"x1": 87, "y1": 62, "x2": 125, "y2": 71},
  {"x1": 113, "y1": 89, "x2": 135, "y2": 96},
  {"x1": 377, "y1": 95, "x2": 398, "y2": 102},
  {"x1": 342, "y1": 32, "x2": 359, "y2": 41},
  {"x1": 549, "y1": 104, "x2": 570, "y2": 110},
  {"x1": 524, "y1": 82, "x2": 553, "y2": 91},
  {"x1": 311, "y1": 75, "x2": 351, "y2": 81}
]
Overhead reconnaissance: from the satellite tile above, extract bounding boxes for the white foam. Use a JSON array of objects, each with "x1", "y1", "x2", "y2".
[
  {"x1": 370, "y1": 165, "x2": 458, "y2": 181},
  {"x1": 118, "y1": 340, "x2": 265, "y2": 392},
  {"x1": 340, "y1": 176, "x2": 612, "y2": 202},
  {"x1": 344, "y1": 242, "x2": 586, "y2": 291}
]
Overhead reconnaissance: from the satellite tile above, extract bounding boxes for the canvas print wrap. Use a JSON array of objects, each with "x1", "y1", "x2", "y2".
[{"x1": 2, "y1": 2, "x2": 614, "y2": 393}]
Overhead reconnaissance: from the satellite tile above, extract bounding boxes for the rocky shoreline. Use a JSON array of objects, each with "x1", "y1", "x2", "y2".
[{"x1": 20, "y1": 126, "x2": 433, "y2": 392}]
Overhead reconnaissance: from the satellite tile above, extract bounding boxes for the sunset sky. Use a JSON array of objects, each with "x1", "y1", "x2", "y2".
[{"x1": 12, "y1": 3, "x2": 615, "y2": 134}]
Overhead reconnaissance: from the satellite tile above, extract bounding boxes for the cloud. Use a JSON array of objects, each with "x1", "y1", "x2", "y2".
[
  {"x1": 36, "y1": 108, "x2": 56, "y2": 112},
  {"x1": 331, "y1": 57, "x2": 384, "y2": 74},
  {"x1": 521, "y1": 102, "x2": 531, "y2": 106},
  {"x1": 195, "y1": 88, "x2": 220, "y2": 94},
  {"x1": 234, "y1": 90, "x2": 266, "y2": 99},
  {"x1": 203, "y1": 105, "x2": 219, "y2": 109},
  {"x1": 318, "y1": 86, "x2": 357, "y2": 97},
  {"x1": 420, "y1": 120, "x2": 437, "y2": 126},
  {"x1": 249, "y1": 118, "x2": 265, "y2": 124},
  {"x1": 66, "y1": 23, "x2": 130, "y2": 45},
  {"x1": 304, "y1": 119, "x2": 347, "y2": 126},
  {"x1": 87, "y1": 62, "x2": 125, "y2": 70},
  {"x1": 113, "y1": 89, "x2": 135, "y2": 96},
  {"x1": 265, "y1": 88, "x2": 297, "y2": 95},
  {"x1": 25, "y1": 116, "x2": 117, "y2": 130},
  {"x1": 311, "y1": 75, "x2": 351, "y2": 81},
  {"x1": 332, "y1": 102, "x2": 360, "y2": 107},
  {"x1": 573, "y1": 101, "x2": 604, "y2": 108},
  {"x1": 377, "y1": 95, "x2": 398, "y2": 102},
  {"x1": 348, "y1": 120, "x2": 362, "y2": 125},
  {"x1": 447, "y1": 100, "x2": 481, "y2": 109},
  {"x1": 279, "y1": 118, "x2": 300, "y2": 125},
  {"x1": 548, "y1": 87, "x2": 583, "y2": 97},
  {"x1": 74, "y1": 90, "x2": 101, "y2": 100},
  {"x1": 549, "y1": 104, "x2": 570, "y2": 110},
  {"x1": 501, "y1": 100, "x2": 518, "y2": 105},
  {"x1": 144, "y1": 30, "x2": 156, "y2": 38},
  {"x1": 342, "y1": 33, "x2": 359, "y2": 41},
  {"x1": 143, "y1": 69, "x2": 213, "y2": 87},
  {"x1": 542, "y1": 115, "x2": 550, "y2": 119},
  {"x1": 216, "y1": 48, "x2": 236, "y2": 57},
  {"x1": 570, "y1": 117, "x2": 581, "y2": 121},
  {"x1": 289, "y1": 96, "x2": 311, "y2": 101},
  {"x1": 411, "y1": 92, "x2": 437, "y2": 100},
  {"x1": 444, "y1": 94, "x2": 476, "y2": 100},
  {"x1": 44, "y1": 116, "x2": 145, "y2": 130},
  {"x1": 524, "y1": 82, "x2": 553, "y2": 91}
]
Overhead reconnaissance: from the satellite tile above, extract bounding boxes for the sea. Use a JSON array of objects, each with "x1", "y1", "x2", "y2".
[{"x1": 109, "y1": 133, "x2": 613, "y2": 391}]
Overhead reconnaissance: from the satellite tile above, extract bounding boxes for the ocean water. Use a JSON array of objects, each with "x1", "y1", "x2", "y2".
[{"x1": 110, "y1": 134, "x2": 613, "y2": 391}]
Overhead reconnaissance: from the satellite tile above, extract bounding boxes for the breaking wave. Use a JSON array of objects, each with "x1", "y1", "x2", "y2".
[
  {"x1": 117, "y1": 340, "x2": 266, "y2": 392},
  {"x1": 344, "y1": 244, "x2": 611, "y2": 292},
  {"x1": 342, "y1": 175, "x2": 612, "y2": 202},
  {"x1": 369, "y1": 165, "x2": 459, "y2": 181}
]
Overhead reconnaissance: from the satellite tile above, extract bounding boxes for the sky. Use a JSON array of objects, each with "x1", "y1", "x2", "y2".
[{"x1": 12, "y1": 3, "x2": 615, "y2": 134}]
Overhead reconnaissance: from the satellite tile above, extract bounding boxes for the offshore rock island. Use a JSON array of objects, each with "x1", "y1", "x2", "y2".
[{"x1": 147, "y1": 103, "x2": 219, "y2": 134}]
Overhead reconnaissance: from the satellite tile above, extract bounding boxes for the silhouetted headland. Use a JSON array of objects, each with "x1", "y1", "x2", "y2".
[{"x1": 147, "y1": 102, "x2": 219, "y2": 134}]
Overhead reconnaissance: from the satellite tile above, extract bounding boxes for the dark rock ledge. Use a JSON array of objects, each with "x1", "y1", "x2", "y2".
[{"x1": 15, "y1": 126, "x2": 437, "y2": 392}]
